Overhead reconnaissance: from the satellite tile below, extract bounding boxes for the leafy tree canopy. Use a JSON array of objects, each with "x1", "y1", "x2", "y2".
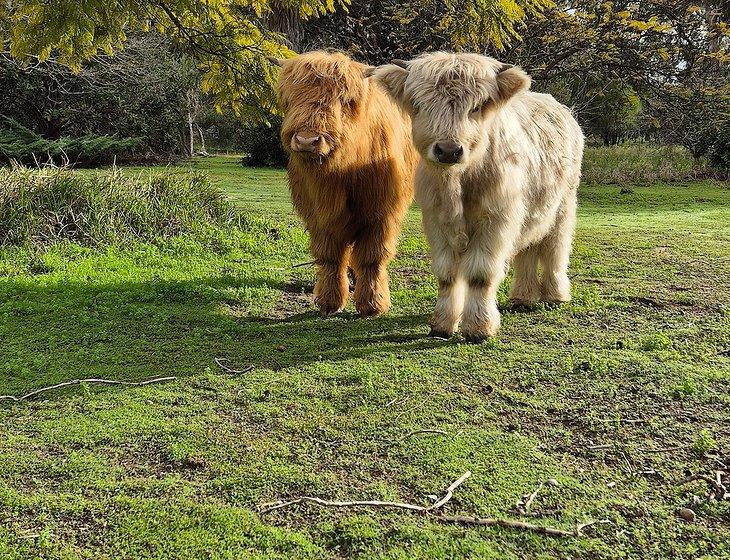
[{"x1": 0, "y1": 0, "x2": 551, "y2": 120}]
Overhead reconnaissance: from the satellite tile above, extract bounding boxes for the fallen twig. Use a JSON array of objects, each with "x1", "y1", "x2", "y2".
[
  {"x1": 261, "y1": 471, "x2": 471, "y2": 514},
  {"x1": 678, "y1": 473, "x2": 728, "y2": 501},
  {"x1": 214, "y1": 357, "x2": 254, "y2": 374},
  {"x1": 508, "y1": 508, "x2": 562, "y2": 518},
  {"x1": 292, "y1": 260, "x2": 316, "y2": 268},
  {"x1": 437, "y1": 514, "x2": 576, "y2": 537},
  {"x1": 259, "y1": 494, "x2": 426, "y2": 513},
  {"x1": 517, "y1": 481, "x2": 544, "y2": 513},
  {"x1": 0, "y1": 376, "x2": 177, "y2": 402},
  {"x1": 425, "y1": 471, "x2": 471, "y2": 511},
  {"x1": 575, "y1": 519, "x2": 611, "y2": 535},
  {"x1": 260, "y1": 471, "x2": 603, "y2": 538}
]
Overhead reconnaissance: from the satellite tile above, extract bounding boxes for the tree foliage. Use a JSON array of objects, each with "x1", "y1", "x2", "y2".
[
  {"x1": 1, "y1": 33, "x2": 202, "y2": 159},
  {"x1": 1, "y1": 0, "x2": 553, "y2": 119},
  {"x1": 501, "y1": 1, "x2": 729, "y2": 152},
  {"x1": 303, "y1": 0, "x2": 551, "y2": 62}
]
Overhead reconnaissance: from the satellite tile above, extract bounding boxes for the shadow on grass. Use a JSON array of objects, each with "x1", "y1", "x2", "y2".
[{"x1": 0, "y1": 274, "x2": 439, "y2": 397}]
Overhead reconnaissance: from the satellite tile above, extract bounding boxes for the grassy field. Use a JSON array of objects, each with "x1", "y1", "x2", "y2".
[{"x1": 1, "y1": 155, "x2": 728, "y2": 559}]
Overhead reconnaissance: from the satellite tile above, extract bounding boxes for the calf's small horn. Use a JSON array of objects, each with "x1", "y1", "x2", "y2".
[
  {"x1": 499, "y1": 63, "x2": 515, "y2": 73},
  {"x1": 267, "y1": 56, "x2": 284, "y2": 67},
  {"x1": 390, "y1": 59, "x2": 409, "y2": 69}
]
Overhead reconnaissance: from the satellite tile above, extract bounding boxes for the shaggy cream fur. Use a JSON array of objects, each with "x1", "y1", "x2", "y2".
[{"x1": 374, "y1": 52, "x2": 584, "y2": 341}]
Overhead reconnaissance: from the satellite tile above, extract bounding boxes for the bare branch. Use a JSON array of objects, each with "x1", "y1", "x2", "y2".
[
  {"x1": 0, "y1": 376, "x2": 177, "y2": 402},
  {"x1": 260, "y1": 471, "x2": 606, "y2": 538},
  {"x1": 214, "y1": 358, "x2": 254, "y2": 374}
]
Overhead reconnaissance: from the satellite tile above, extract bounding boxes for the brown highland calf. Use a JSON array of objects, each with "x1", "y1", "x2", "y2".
[{"x1": 268, "y1": 51, "x2": 416, "y2": 316}]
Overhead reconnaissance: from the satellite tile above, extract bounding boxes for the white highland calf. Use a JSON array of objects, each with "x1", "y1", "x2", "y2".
[{"x1": 373, "y1": 52, "x2": 584, "y2": 342}]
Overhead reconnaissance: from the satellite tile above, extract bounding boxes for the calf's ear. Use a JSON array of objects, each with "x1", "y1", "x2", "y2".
[
  {"x1": 496, "y1": 64, "x2": 531, "y2": 102},
  {"x1": 372, "y1": 61, "x2": 410, "y2": 105}
]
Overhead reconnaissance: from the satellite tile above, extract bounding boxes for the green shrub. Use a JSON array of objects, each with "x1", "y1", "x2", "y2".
[
  {"x1": 239, "y1": 118, "x2": 288, "y2": 168},
  {"x1": 0, "y1": 118, "x2": 142, "y2": 167},
  {"x1": 708, "y1": 125, "x2": 729, "y2": 174},
  {"x1": 0, "y1": 166, "x2": 239, "y2": 247},
  {"x1": 691, "y1": 429, "x2": 717, "y2": 456},
  {"x1": 582, "y1": 143, "x2": 715, "y2": 185}
]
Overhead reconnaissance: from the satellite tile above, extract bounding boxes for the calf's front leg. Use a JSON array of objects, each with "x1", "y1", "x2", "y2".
[
  {"x1": 460, "y1": 224, "x2": 514, "y2": 342},
  {"x1": 423, "y1": 218, "x2": 465, "y2": 337},
  {"x1": 311, "y1": 231, "x2": 351, "y2": 316},
  {"x1": 351, "y1": 221, "x2": 398, "y2": 317}
]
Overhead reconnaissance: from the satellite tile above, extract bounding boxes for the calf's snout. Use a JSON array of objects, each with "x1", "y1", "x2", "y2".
[
  {"x1": 292, "y1": 133, "x2": 322, "y2": 153},
  {"x1": 433, "y1": 141, "x2": 464, "y2": 164}
]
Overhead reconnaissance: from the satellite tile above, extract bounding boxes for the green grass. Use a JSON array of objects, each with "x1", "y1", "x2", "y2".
[{"x1": 1, "y1": 155, "x2": 729, "y2": 559}]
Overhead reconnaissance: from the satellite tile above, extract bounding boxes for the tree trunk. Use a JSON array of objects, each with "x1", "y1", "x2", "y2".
[
  {"x1": 197, "y1": 125, "x2": 208, "y2": 155},
  {"x1": 267, "y1": 3, "x2": 303, "y2": 51},
  {"x1": 703, "y1": 2, "x2": 720, "y2": 53},
  {"x1": 188, "y1": 111, "x2": 195, "y2": 157}
]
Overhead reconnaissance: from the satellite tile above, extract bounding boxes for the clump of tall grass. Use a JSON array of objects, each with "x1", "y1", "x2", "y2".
[
  {"x1": 582, "y1": 143, "x2": 719, "y2": 185},
  {"x1": 0, "y1": 166, "x2": 240, "y2": 247}
]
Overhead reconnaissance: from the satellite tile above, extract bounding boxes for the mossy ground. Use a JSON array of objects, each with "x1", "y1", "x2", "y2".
[{"x1": 1, "y1": 156, "x2": 728, "y2": 559}]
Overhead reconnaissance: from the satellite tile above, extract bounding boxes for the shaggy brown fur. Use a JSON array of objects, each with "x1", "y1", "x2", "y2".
[{"x1": 270, "y1": 51, "x2": 416, "y2": 316}]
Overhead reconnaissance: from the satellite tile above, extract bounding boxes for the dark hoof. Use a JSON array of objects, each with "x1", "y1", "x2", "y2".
[
  {"x1": 509, "y1": 301, "x2": 537, "y2": 312},
  {"x1": 428, "y1": 329, "x2": 451, "y2": 340},
  {"x1": 316, "y1": 302, "x2": 345, "y2": 316},
  {"x1": 464, "y1": 335, "x2": 487, "y2": 344},
  {"x1": 357, "y1": 308, "x2": 384, "y2": 318}
]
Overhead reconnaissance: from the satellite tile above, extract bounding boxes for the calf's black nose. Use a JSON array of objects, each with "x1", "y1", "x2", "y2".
[{"x1": 433, "y1": 141, "x2": 464, "y2": 164}]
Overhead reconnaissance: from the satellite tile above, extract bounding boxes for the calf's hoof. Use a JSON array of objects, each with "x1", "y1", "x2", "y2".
[
  {"x1": 315, "y1": 295, "x2": 347, "y2": 316},
  {"x1": 356, "y1": 302, "x2": 388, "y2": 317},
  {"x1": 509, "y1": 298, "x2": 538, "y2": 310},
  {"x1": 461, "y1": 320, "x2": 499, "y2": 342},
  {"x1": 355, "y1": 290, "x2": 390, "y2": 318},
  {"x1": 428, "y1": 328, "x2": 452, "y2": 340},
  {"x1": 540, "y1": 277, "x2": 571, "y2": 304},
  {"x1": 464, "y1": 334, "x2": 489, "y2": 344}
]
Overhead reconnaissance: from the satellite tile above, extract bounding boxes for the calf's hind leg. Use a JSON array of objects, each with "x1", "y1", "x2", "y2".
[
  {"x1": 311, "y1": 231, "x2": 351, "y2": 316},
  {"x1": 538, "y1": 192, "x2": 576, "y2": 303},
  {"x1": 509, "y1": 246, "x2": 540, "y2": 305}
]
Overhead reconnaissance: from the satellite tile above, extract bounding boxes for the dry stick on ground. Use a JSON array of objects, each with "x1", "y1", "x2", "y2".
[
  {"x1": 260, "y1": 471, "x2": 604, "y2": 538},
  {"x1": 508, "y1": 508, "x2": 562, "y2": 518},
  {"x1": 0, "y1": 376, "x2": 177, "y2": 402},
  {"x1": 518, "y1": 481, "x2": 544, "y2": 514},
  {"x1": 437, "y1": 515, "x2": 577, "y2": 537},
  {"x1": 292, "y1": 260, "x2": 316, "y2": 268},
  {"x1": 678, "y1": 474, "x2": 728, "y2": 501},
  {"x1": 214, "y1": 357, "x2": 254, "y2": 374},
  {"x1": 260, "y1": 472, "x2": 472, "y2": 515}
]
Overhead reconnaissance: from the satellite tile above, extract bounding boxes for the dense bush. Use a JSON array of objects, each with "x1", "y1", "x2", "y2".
[
  {"x1": 239, "y1": 118, "x2": 288, "y2": 167},
  {"x1": 0, "y1": 167, "x2": 239, "y2": 247},
  {"x1": 0, "y1": 118, "x2": 141, "y2": 166},
  {"x1": 0, "y1": 33, "x2": 199, "y2": 161},
  {"x1": 708, "y1": 126, "x2": 729, "y2": 174}
]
